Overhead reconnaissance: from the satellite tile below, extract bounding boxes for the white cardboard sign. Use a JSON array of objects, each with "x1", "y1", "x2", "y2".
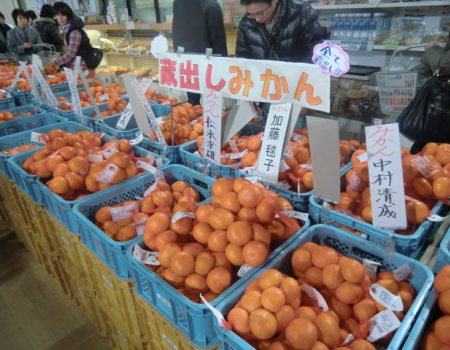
[
  {"x1": 256, "y1": 103, "x2": 292, "y2": 184},
  {"x1": 31, "y1": 65, "x2": 58, "y2": 105},
  {"x1": 307, "y1": 116, "x2": 340, "y2": 203},
  {"x1": 159, "y1": 53, "x2": 330, "y2": 112},
  {"x1": 365, "y1": 123, "x2": 407, "y2": 230},
  {"x1": 203, "y1": 90, "x2": 222, "y2": 164}
]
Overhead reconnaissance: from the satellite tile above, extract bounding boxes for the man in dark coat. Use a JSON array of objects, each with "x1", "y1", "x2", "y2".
[
  {"x1": 237, "y1": 0, "x2": 327, "y2": 116},
  {"x1": 172, "y1": 0, "x2": 228, "y2": 105}
]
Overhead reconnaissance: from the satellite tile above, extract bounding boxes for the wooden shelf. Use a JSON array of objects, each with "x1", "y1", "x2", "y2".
[{"x1": 312, "y1": 0, "x2": 450, "y2": 9}]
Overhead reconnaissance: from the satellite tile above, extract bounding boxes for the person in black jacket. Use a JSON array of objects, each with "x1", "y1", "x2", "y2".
[
  {"x1": 34, "y1": 5, "x2": 64, "y2": 53},
  {"x1": 25, "y1": 10, "x2": 37, "y2": 25},
  {"x1": 172, "y1": 0, "x2": 228, "y2": 105},
  {"x1": 237, "y1": 0, "x2": 327, "y2": 116},
  {"x1": 0, "y1": 12, "x2": 11, "y2": 54}
]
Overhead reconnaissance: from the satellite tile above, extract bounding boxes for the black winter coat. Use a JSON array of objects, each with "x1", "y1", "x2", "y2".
[
  {"x1": 34, "y1": 18, "x2": 64, "y2": 53},
  {"x1": 0, "y1": 23, "x2": 11, "y2": 53},
  {"x1": 173, "y1": 0, "x2": 228, "y2": 57},
  {"x1": 236, "y1": 0, "x2": 327, "y2": 63}
]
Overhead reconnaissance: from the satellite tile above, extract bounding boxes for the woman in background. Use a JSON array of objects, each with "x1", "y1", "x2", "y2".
[
  {"x1": 34, "y1": 4, "x2": 64, "y2": 52},
  {"x1": 7, "y1": 9, "x2": 41, "y2": 63},
  {"x1": 25, "y1": 10, "x2": 37, "y2": 25}
]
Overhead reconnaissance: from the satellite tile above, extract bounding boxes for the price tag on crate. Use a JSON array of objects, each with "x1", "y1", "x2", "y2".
[
  {"x1": 101, "y1": 143, "x2": 119, "y2": 159},
  {"x1": 30, "y1": 132, "x2": 45, "y2": 145},
  {"x1": 367, "y1": 310, "x2": 401, "y2": 342},
  {"x1": 110, "y1": 202, "x2": 139, "y2": 222},
  {"x1": 171, "y1": 211, "x2": 195, "y2": 223},
  {"x1": 116, "y1": 103, "x2": 134, "y2": 130},
  {"x1": 369, "y1": 283, "x2": 403, "y2": 311},
  {"x1": 97, "y1": 163, "x2": 120, "y2": 184},
  {"x1": 237, "y1": 264, "x2": 254, "y2": 278},
  {"x1": 393, "y1": 263, "x2": 412, "y2": 282},
  {"x1": 130, "y1": 132, "x2": 144, "y2": 146},
  {"x1": 363, "y1": 259, "x2": 381, "y2": 280},
  {"x1": 133, "y1": 245, "x2": 160, "y2": 266},
  {"x1": 64, "y1": 67, "x2": 83, "y2": 117}
]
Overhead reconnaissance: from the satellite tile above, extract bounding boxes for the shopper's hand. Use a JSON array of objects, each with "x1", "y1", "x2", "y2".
[
  {"x1": 49, "y1": 58, "x2": 57, "y2": 66},
  {"x1": 249, "y1": 101, "x2": 263, "y2": 116},
  {"x1": 23, "y1": 42, "x2": 32, "y2": 49}
]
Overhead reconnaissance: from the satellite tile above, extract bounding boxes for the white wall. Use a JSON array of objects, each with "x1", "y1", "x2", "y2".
[{"x1": 3, "y1": 0, "x2": 20, "y2": 25}]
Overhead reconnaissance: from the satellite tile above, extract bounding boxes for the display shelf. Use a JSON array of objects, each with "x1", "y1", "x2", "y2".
[
  {"x1": 312, "y1": 0, "x2": 450, "y2": 10},
  {"x1": 373, "y1": 44, "x2": 426, "y2": 52},
  {"x1": 86, "y1": 22, "x2": 172, "y2": 31}
]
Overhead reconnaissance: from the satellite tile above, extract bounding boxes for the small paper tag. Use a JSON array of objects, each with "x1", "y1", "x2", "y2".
[
  {"x1": 116, "y1": 103, "x2": 133, "y2": 130},
  {"x1": 110, "y1": 202, "x2": 139, "y2": 222},
  {"x1": 300, "y1": 284, "x2": 329, "y2": 312},
  {"x1": 146, "y1": 152, "x2": 155, "y2": 164},
  {"x1": 367, "y1": 310, "x2": 401, "y2": 342},
  {"x1": 137, "y1": 160, "x2": 157, "y2": 173},
  {"x1": 357, "y1": 152, "x2": 368, "y2": 162},
  {"x1": 133, "y1": 245, "x2": 160, "y2": 265},
  {"x1": 200, "y1": 294, "x2": 231, "y2": 329},
  {"x1": 349, "y1": 172, "x2": 361, "y2": 191},
  {"x1": 292, "y1": 134, "x2": 303, "y2": 141},
  {"x1": 97, "y1": 163, "x2": 119, "y2": 184},
  {"x1": 221, "y1": 149, "x2": 248, "y2": 160},
  {"x1": 171, "y1": 211, "x2": 195, "y2": 223},
  {"x1": 427, "y1": 214, "x2": 449, "y2": 222},
  {"x1": 393, "y1": 264, "x2": 412, "y2": 282},
  {"x1": 99, "y1": 94, "x2": 109, "y2": 101},
  {"x1": 242, "y1": 167, "x2": 257, "y2": 176},
  {"x1": 101, "y1": 144, "x2": 119, "y2": 159},
  {"x1": 228, "y1": 139, "x2": 239, "y2": 153},
  {"x1": 300, "y1": 163, "x2": 313, "y2": 171},
  {"x1": 31, "y1": 132, "x2": 45, "y2": 144},
  {"x1": 136, "y1": 225, "x2": 145, "y2": 236},
  {"x1": 276, "y1": 210, "x2": 309, "y2": 221},
  {"x1": 369, "y1": 283, "x2": 403, "y2": 311},
  {"x1": 130, "y1": 132, "x2": 144, "y2": 146},
  {"x1": 363, "y1": 259, "x2": 381, "y2": 280},
  {"x1": 342, "y1": 334, "x2": 355, "y2": 346},
  {"x1": 156, "y1": 158, "x2": 164, "y2": 167},
  {"x1": 87, "y1": 153, "x2": 103, "y2": 164},
  {"x1": 386, "y1": 237, "x2": 395, "y2": 256},
  {"x1": 237, "y1": 264, "x2": 254, "y2": 278}
]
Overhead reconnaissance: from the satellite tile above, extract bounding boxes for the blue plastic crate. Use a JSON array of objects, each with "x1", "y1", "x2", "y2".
[
  {"x1": 73, "y1": 165, "x2": 213, "y2": 280},
  {"x1": 215, "y1": 224, "x2": 434, "y2": 350},
  {"x1": 0, "y1": 111, "x2": 64, "y2": 138},
  {"x1": 179, "y1": 124, "x2": 264, "y2": 179},
  {"x1": 8, "y1": 82, "x2": 69, "y2": 107},
  {"x1": 309, "y1": 194, "x2": 448, "y2": 258},
  {"x1": 0, "y1": 96, "x2": 15, "y2": 111},
  {"x1": 94, "y1": 103, "x2": 170, "y2": 140},
  {"x1": 402, "y1": 289, "x2": 436, "y2": 350},
  {"x1": 37, "y1": 144, "x2": 169, "y2": 234},
  {"x1": 7, "y1": 122, "x2": 93, "y2": 204},
  {"x1": 0, "y1": 113, "x2": 67, "y2": 175},
  {"x1": 128, "y1": 214, "x2": 310, "y2": 347},
  {"x1": 1, "y1": 105, "x2": 46, "y2": 119},
  {"x1": 434, "y1": 226, "x2": 450, "y2": 273}
]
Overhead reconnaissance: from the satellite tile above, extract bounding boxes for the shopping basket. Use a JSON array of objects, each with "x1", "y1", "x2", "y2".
[
  {"x1": 33, "y1": 44, "x2": 60, "y2": 67},
  {"x1": 376, "y1": 44, "x2": 426, "y2": 114}
]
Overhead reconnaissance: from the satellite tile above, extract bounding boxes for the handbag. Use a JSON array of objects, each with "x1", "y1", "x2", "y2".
[{"x1": 397, "y1": 73, "x2": 450, "y2": 144}]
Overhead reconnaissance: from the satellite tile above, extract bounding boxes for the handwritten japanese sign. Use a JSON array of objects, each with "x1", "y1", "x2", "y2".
[
  {"x1": 312, "y1": 41, "x2": 350, "y2": 78},
  {"x1": 256, "y1": 103, "x2": 292, "y2": 183},
  {"x1": 365, "y1": 123, "x2": 407, "y2": 230},
  {"x1": 31, "y1": 65, "x2": 58, "y2": 105},
  {"x1": 64, "y1": 67, "x2": 83, "y2": 117},
  {"x1": 203, "y1": 90, "x2": 222, "y2": 164},
  {"x1": 159, "y1": 53, "x2": 330, "y2": 113}
]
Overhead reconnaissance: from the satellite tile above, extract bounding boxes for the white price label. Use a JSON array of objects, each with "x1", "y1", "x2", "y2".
[
  {"x1": 155, "y1": 158, "x2": 164, "y2": 167},
  {"x1": 99, "y1": 94, "x2": 109, "y2": 101},
  {"x1": 87, "y1": 153, "x2": 103, "y2": 163},
  {"x1": 136, "y1": 225, "x2": 145, "y2": 236},
  {"x1": 367, "y1": 310, "x2": 401, "y2": 342},
  {"x1": 300, "y1": 284, "x2": 329, "y2": 312},
  {"x1": 133, "y1": 245, "x2": 160, "y2": 266},
  {"x1": 228, "y1": 139, "x2": 239, "y2": 153},
  {"x1": 300, "y1": 163, "x2": 313, "y2": 171},
  {"x1": 342, "y1": 334, "x2": 354, "y2": 346},
  {"x1": 410, "y1": 156, "x2": 438, "y2": 179},
  {"x1": 200, "y1": 294, "x2": 228, "y2": 328},
  {"x1": 97, "y1": 163, "x2": 119, "y2": 184},
  {"x1": 277, "y1": 210, "x2": 309, "y2": 221},
  {"x1": 357, "y1": 152, "x2": 368, "y2": 162},
  {"x1": 370, "y1": 283, "x2": 403, "y2": 312},
  {"x1": 146, "y1": 152, "x2": 155, "y2": 164},
  {"x1": 110, "y1": 202, "x2": 139, "y2": 222},
  {"x1": 363, "y1": 259, "x2": 381, "y2": 280},
  {"x1": 31, "y1": 132, "x2": 45, "y2": 144},
  {"x1": 428, "y1": 214, "x2": 449, "y2": 222},
  {"x1": 237, "y1": 264, "x2": 254, "y2": 278},
  {"x1": 393, "y1": 264, "x2": 412, "y2": 282},
  {"x1": 171, "y1": 211, "x2": 195, "y2": 223},
  {"x1": 221, "y1": 148, "x2": 248, "y2": 160},
  {"x1": 130, "y1": 132, "x2": 144, "y2": 146},
  {"x1": 101, "y1": 144, "x2": 119, "y2": 159}
]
